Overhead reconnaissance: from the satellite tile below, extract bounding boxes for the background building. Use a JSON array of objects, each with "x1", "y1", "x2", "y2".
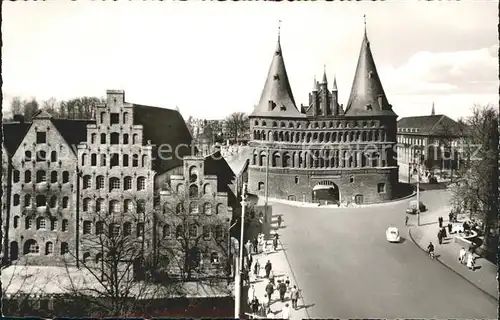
[
  {"x1": 397, "y1": 105, "x2": 464, "y2": 181},
  {"x1": 248, "y1": 28, "x2": 398, "y2": 204}
]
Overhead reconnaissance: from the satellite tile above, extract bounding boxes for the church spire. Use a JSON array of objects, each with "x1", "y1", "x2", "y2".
[
  {"x1": 332, "y1": 75, "x2": 338, "y2": 91},
  {"x1": 312, "y1": 76, "x2": 319, "y2": 91},
  {"x1": 250, "y1": 22, "x2": 305, "y2": 118},
  {"x1": 431, "y1": 102, "x2": 435, "y2": 115},
  {"x1": 345, "y1": 16, "x2": 396, "y2": 116},
  {"x1": 321, "y1": 65, "x2": 328, "y2": 84}
]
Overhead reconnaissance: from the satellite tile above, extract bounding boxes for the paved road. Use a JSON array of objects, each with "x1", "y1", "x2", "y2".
[{"x1": 272, "y1": 189, "x2": 498, "y2": 319}]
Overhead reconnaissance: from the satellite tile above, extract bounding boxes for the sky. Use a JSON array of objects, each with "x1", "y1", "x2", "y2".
[{"x1": 2, "y1": 1, "x2": 498, "y2": 121}]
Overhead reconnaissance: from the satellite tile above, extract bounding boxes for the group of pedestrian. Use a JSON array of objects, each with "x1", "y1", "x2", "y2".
[
  {"x1": 437, "y1": 226, "x2": 447, "y2": 244},
  {"x1": 459, "y1": 247, "x2": 476, "y2": 271}
]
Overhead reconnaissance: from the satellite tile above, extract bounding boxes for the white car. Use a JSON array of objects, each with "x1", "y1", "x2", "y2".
[{"x1": 386, "y1": 227, "x2": 401, "y2": 243}]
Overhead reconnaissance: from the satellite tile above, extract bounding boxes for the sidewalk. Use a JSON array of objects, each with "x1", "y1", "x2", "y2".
[
  {"x1": 408, "y1": 207, "x2": 498, "y2": 300},
  {"x1": 241, "y1": 237, "x2": 309, "y2": 319}
]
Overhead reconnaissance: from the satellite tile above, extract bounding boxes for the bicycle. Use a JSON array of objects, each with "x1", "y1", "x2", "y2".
[{"x1": 428, "y1": 249, "x2": 435, "y2": 259}]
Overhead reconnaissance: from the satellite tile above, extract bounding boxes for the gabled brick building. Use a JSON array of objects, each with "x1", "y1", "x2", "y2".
[
  {"x1": 248, "y1": 27, "x2": 398, "y2": 204},
  {"x1": 3, "y1": 111, "x2": 92, "y2": 265},
  {"x1": 2, "y1": 90, "x2": 236, "y2": 277}
]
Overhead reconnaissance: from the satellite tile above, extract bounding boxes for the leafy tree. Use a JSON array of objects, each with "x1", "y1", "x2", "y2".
[
  {"x1": 448, "y1": 105, "x2": 499, "y2": 254},
  {"x1": 224, "y1": 112, "x2": 249, "y2": 143}
]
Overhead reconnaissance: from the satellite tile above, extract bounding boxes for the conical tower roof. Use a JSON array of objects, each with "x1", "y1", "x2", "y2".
[
  {"x1": 321, "y1": 66, "x2": 328, "y2": 84},
  {"x1": 332, "y1": 76, "x2": 338, "y2": 91},
  {"x1": 431, "y1": 102, "x2": 435, "y2": 115},
  {"x1": 345, "y1": 28, "x2": 397, "y2": 117},
  {"x1": 312, "y1": 76, "x2": 319, "y2": 91},
  {"x1": 250, "y1": 34, "x2": 305, "y2": 118}
]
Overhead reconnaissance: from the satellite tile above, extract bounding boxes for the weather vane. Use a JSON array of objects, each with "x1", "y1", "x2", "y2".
[
  {"x1": 278, "y1": 20, "x2": 281, "y2": 38},
  {"x1": 363, "y1": 14, "x2": 366, "y2": 26}
]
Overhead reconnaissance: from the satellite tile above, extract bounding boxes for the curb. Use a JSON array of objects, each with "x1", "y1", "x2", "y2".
[
  {"x1": 407, "y1": 227, "x2": 498, "y2": 301},
  {"x1": 265, "y1": 190, "x2": 417, "y2": 209},
  {"x1": 278, "y1": 239, "x2": 311, "y2": 319}
]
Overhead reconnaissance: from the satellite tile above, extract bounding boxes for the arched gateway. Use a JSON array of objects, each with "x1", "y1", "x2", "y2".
[{"x1": 312, "y1": 181, "x2": 340, "y2": 204}]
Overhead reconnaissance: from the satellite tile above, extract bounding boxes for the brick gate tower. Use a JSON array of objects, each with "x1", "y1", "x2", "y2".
[{"x1": 247, "y1": 23, "x2": 398, "y2": 204}]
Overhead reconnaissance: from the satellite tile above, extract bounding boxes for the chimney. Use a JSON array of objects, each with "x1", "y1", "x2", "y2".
[{"x1": 13, "y1": 114, "x2": 25, "y2": 123}]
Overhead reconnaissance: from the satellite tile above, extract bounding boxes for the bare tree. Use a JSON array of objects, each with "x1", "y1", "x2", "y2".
[
  {"x1": 59, "y1": 199, "x2": 170, "y2": 317},
  {"x1": 10, "y1": 96, "x2": 23, "y2": 116},
  {"x1": 42, "y1": 97, "x2": 58, "y2": 117},
  {"x1": 185, "y1": 116, "x2": 196, "y2": 138},
  {"x1": 448, "y1": 105, "x2": 499, "y2": 254},
  {"x1": 158, "y1": 188, "x2": 228, "y2": 282},
  {"x1": 59, "y1": 97, "x2": 104, "y2": 119},
  {"x1": 23, "y1": 98, "x2": 39, "y2": 121},
  {"x1": 224, "y1": 112, "x2": 249, "y2": 143}
]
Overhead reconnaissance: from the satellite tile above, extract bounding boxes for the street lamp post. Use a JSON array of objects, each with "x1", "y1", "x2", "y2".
[
  {"x1": 234, "y1": 185, "x2": 247, "y2": 319},
  {"x1": 265, "y1": 146, "x2": 270, "y2": 223},
  {"x1": 415, "y1": 151, "x2": 421, "y2": 226}
]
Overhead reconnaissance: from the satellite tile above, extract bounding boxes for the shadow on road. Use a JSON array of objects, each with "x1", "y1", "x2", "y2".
[
  {"x1": 420, "y1": 221, "x2": 439, "y2": 227},
  {"x1": 297, "y1": 303, "x2": 315, "y2": 311},
  {"x1": 398, "y1": 236, "x2": 407, "y2": 244}
]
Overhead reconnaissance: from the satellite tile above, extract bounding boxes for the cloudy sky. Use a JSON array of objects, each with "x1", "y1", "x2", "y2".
[{"x1": 3, "y1": 1, "x2": 497, "y2": 120}]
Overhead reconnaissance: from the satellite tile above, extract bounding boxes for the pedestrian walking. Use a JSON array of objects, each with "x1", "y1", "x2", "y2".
[
  {"x1": 405, "y1": 215, "x2": 409, "y2": 226},
  {"x1": 459, "y1": 247, "x2": 466, "y2": 264},
  {"x1": 448, "y1": 212, "x2": 453, "y2": 223},
  {"x1": 269, "y1": 270, "x2": 275, "y2": 285},
  {"x1": 251, "y1": 296, "x2": 260, "y2": 315},
  {"x1": 278, "y1": 280, "x2": 287, "y2": 302},
  {"x1": 245, "y1": 240, "x2": 252, "y2": 256},
  {"x1": 265, "y1": 282, "x2": 274, "y2": 306},
  {"x1": 467, "y1": 252, "x2": 475, "y2": 270},
  {"x1": 290, "y1": 286, "x2": 299, "y2": 309},
  {"x1": 242, "y1": 268, "x2": 250, "y2": 286},
  {"x1": 281, "y1": 303, "x2": 291, "y2": 319},
  {"x1": 273, "y1": 237, "x2": 278, "y2": 251},
  {"x1": 438, "y1": 216, "x2": 443, "y2": 228},
  {"x1": 277, "y1": 216, "x2": 282, "y2": 228},
  {"x1": 285, "y1": 276, "x2": 290, "y2": 290},
  {"x1": 437, "y1": 230, "x2": 443, "y2": 245},
  {"x1": 248, "y1": 285, "x2": 256, "y2": 305},
  {"x1": 253, "y1": 238, "x2": 258, "y2": 254},
  {"x1": 261, "y1": 294, "x2": 268, "y2": 313},
  {"x1": 447, "y1": 223, "x2": 452, "y2": 234},
  {"x1": 441, "y1": 227, "x2": 447, "y2": 239},
  {"x1": 247, "y1": 254, "x2": 253, "y2": 272},
  {"x1": 254, "y1": 260, "x2": 260, "y2": 278}
]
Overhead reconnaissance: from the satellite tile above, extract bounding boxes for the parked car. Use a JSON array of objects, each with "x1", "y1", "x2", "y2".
[
  {"x1": 406, "y1": 200, "x2": 426, "y2": 213},
  {"x1": 386, "y1": 227, "x2": 401, "y2": 243}
]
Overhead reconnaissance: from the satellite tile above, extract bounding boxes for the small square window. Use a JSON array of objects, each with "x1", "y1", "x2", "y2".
[
  {"x1": 36, "y1": 132, "x2": 47, "y2": 144},
  {"x1": 377, "y1": 183, "x2": 386, "y2": 194},
  {"x1": 349, "y1": 176, "x2": 354, "y2": 183},
  {"x1": 110, "y1": 113, "x2": 119, "y2": 125}
]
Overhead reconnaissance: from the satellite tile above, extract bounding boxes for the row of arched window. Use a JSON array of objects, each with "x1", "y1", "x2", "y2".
[
  {"x1": 165, "y1": 201, "x2": 224, "y2": 215},
  {"x1": 81, "y1": 198, "x2": 146, "y2": 214},
  {"x1": 12, "y1": 170, "x2": 70, "y2": 184},
  {"x1": 82, "y1": 176, "x2": 146, "y2": 192},
  {"x1": 89, "y1": 132, "x2": 140, "y2": 145},
  {"x1": 253, "y1": 129, "x2": 387, "y2": 143},
  {"x1": 99, "y1": 111, "x2": 129, "y2": 125},
  {"x1": 23, "y1": 239, "x2": 68, "y2": 255},
  {"x1": 82, "y1": 220, "x2": 144, "y2": 237},
  {"x1": 175, "y1": 183, "x2": 214, "y2": 197},
  {"x1": 252, "y1": 119, "x2": 381, "y2": 129},
  {"x1": 252, "y1": 150, "x2": 387, "y2": 169},
  {"x1": 14, "y1": 216, "x2": 69, "y2": 231},
  {"x1": 23, "y1": 150, "x2": 58, "y2": 162},
  {"x1": 82, "y1": 153, "x2": 147, "y2": 168},
  {"x1": 12, "y1": 194, "x2": 69, "y2": 209},
  {"x1": 162, "y1": 224, "x2": 225, "y2": 240}
]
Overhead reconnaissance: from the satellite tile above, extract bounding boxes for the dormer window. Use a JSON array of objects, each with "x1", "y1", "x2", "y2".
[
  {"x1": 273, "y1": 74, "x2": 279, "y2": 80},
  {"x1": 280, "y1": 105, "x2": 286, "y2": 111},
  {"x1": 368, "y1": 71, "x2": 374, "y2": 78},
  {"x1": 365, "y1": 104, "x2": 372, "y2": 111},
  {"x1": 275, "y1": 50, "x2": 281, "y2": 56},
  {"x1": 36, "y1": 132, "x2": 46, "y2": 144}
]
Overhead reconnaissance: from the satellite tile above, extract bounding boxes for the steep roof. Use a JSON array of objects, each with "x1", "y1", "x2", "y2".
[
  {"x1": 203, "y1": 150, "x2": 237, "y2": 206},
  {"x1": 397, "y1": 115, "x2": 463, "y2": 136},
  {"x1": 133, "y1": 104, "x2": 194, "y2": 174},
  {"x1": 250, "y1": 35, "x2": 306, "y2": 119},
  {"x1": 51, "y1": 119, "x2": 94, "y2": 153},
  {"x1": 2, "y1": 122, "x2": 31, "y2": 156},
  {"x1": 332, "y1": 76, "x2": 338, "y2": 91},
  {"x1": 345, "y1": 29, "x2": 397, "y2": 117}
]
